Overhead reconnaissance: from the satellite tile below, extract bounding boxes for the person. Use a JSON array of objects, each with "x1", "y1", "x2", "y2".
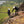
[
  {"x1": 8, "y1": 8, "x2": 10, "y2": 17},
  {"x1": 12, "y1": 6, "x2": 19, "y2": 16}
]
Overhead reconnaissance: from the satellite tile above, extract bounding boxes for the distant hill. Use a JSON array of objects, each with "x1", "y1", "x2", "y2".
[
  {"x1": 0, "y1": 0, "x2": 24, "y2": 2},
  {"x1": 0, "y1": 0, "x2": 24, "y2": 3}
]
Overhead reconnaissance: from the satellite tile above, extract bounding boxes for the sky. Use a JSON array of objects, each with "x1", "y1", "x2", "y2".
[
  {"x1": 0, "y1": 1, "x2": 6, "y2": 4},
  {"x1": 0, "y1": 0, "x2": 8, "y2": 1}
]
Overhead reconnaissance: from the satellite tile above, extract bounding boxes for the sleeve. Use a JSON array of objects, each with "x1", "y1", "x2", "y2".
[{"x1": 12, "y1": 8, "x2": 15, "y2": 12}]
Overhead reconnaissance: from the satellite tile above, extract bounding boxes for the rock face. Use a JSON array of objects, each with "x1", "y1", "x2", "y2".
[
  {"x1": 7, "y1": 16, "x2": 24, "y2": 24},
  {"x1": 3, "y1": 16, "x2": 24, "y2": 24},
  {"x1": 19, "y1": 2, "x2": 24, "y2": 11},
  {"x1": 3, "y1": 11, "x2": 24, "y2": 24}
]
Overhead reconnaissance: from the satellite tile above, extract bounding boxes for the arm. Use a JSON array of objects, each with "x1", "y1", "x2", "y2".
[{"x1": 12, "y1": 8, "x2": 15, "y2": 12}]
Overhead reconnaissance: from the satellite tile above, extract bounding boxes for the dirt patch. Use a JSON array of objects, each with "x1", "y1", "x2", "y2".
[{"x1": 3, "y1": 16, "x2": 9, "y2": 20}]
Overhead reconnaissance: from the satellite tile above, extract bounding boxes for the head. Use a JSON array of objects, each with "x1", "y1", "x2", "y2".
[
  {"x1": 8, "y1": 8, "x2": 10, "y2": 10},
  {"x1": 13, "y1": 6, "x2": 15, "y2": 8}
]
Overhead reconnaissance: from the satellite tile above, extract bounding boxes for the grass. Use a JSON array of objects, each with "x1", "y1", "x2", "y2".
[
  {"x1": 0, "y1": 4, "x2": 19, "y2": 24},
  {"x1": 0, "y1": 6, "x2": 14, "y2": 24},
  {"x1": 0, "y1": 13, "x2": 8, "y2": 19},
  {"x1": 0, "y1": 13, "x2": 8, "y2": 24}
]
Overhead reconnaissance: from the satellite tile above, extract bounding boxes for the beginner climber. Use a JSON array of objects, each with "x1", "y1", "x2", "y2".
[{"x1": 8, "y1": 8, "x2": 10, "y2": 17}]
